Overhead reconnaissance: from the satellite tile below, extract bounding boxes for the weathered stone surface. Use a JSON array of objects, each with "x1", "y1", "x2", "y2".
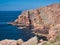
[
  {"x1": 13, "y1": 3, "x2": 60, "y2": 29},
  {"x1": 0, "y1": 35, "x2": 60, "y2": 45},
  {"x1": 47, "y1": 24, "x2": 60, "y2": 41},
  {"x1": 9, "y1": 3, "x2": 60, "y2": 41},
  {"x1": 21, "y1": 36, "x2": 38, "y2": 45},
  {"x1": 8, "y1": 3, "x2": 60, "y2": 44},
  {"x1": 0, "y1": 39, "x2": 17, "y2": 45},
  {"x1": 0, "y1": 36, "x2": 38, "y2": 45}
]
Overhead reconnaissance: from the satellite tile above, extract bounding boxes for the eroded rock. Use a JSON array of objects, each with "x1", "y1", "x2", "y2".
[{"x1": 13, "y1": 3, "x2": 60, "y2": 29}]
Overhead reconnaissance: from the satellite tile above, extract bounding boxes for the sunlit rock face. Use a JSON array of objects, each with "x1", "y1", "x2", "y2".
[
  {"x1": 11, "y1": 3, "x2": 60, "y2": 39},
  {"x1": 15, "y1": 9, "x2": 43, "y2": 29},
  {"x1": 14, "y1": 3, "x2": 60, "y2": 29},
  {"x1": 21, "y1": 36, "x2": 38, "y2": 45},
  {"x1": 15, "y1": 11, "x2": 30, "y2": 26}
]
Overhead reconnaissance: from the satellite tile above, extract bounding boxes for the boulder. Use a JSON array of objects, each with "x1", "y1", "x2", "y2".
[{"x1": 17, "y1": 39, "x2": 23, "y2": 45}]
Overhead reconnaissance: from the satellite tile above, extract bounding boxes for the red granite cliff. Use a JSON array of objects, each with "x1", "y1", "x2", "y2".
[
  {"x1": 11, "y1": 3, "x2": 60, "y2": 40},
  {"x1": 13, "y1": 3, "x2": 60, "y2": 29}
]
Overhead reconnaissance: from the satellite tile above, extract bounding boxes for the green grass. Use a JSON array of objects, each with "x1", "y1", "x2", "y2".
[
  {"x1": 31, "y1": 43, "x2": 36, "y2": 45},
  {"x1": 58, "y1": 43, "x2": 60, "y2": 45},
  {"x1": 56, "y1": 35, "x2": 60, "y2": 41},
  {"x1": 42, "y1": 42, "x2": 49, "y2": 45}
]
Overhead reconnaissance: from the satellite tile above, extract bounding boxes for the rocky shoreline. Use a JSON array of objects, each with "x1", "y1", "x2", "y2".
[
  {"x1": 0, "y1": 36, "x2": 46, "y2": 45},
  {"x1": 6, "y1": 3, "x2": 60, "y2": 45},
  {"x1": 0, "y1": 33, "x2": 60, "y2": 45}
]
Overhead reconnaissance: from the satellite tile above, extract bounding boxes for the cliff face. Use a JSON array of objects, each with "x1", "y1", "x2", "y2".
[
  {"x1": 15, "y1": 10, "x2": 43, "y2": 29},
  {"x1": 14, "y1": 3, "x2": 60, "y2": 29},
  {"x1": 11, "y1": 3, "x2": 60, "y2": 40}
]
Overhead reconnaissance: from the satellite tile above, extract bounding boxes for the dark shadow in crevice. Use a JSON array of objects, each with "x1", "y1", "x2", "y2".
[{"x1": 37, "y1": 35, "x2": 48, "y2": 41}]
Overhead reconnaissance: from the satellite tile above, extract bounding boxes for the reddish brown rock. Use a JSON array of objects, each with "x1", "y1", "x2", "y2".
[
  {"x1": 21, "y1": 36, "x2": 38, "y2": 45},
  {"x1": 13, "y1": 3, "x2": 60, "y2": 29},
  {"x1": 10, "y1": 3, "x2": 60, "y2": 39}
]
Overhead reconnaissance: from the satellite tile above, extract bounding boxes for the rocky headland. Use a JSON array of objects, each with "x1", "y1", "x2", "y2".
[{"x1": 4, "y1": 3, "x2": 60, "y2": 45}]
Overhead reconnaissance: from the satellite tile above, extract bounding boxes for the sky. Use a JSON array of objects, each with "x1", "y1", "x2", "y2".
[{"x1": 0, "y1": 0, "x2": 60, "y2": 11}]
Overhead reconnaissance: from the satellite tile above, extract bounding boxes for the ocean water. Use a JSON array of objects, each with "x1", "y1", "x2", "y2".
[{"x1": 0, "y1": 11, "x2": 35, "y2": 41}]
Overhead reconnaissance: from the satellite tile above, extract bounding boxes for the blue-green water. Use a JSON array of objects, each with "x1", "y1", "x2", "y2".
[{"x1": 0, "y1": 11, "x2": 34, "y2": 41}]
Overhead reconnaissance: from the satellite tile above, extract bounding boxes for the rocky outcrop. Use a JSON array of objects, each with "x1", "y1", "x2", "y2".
[
  {"x1": 10, "y1": 3, "x2": 60, "y2": 41},
  {"x1": 21, "y1": 36, "x2": 38, "y2": 45},
  {"x1": 14, "y1": 3, "x2": 60, "y2": 28},
  {"x1": 11, "y1": 3, "x2": 60, "y2": 37},
  {"x1": 1, "y1": 36, "x2": 60, "y2": 45},
  {"x1": 0, "y1": 36, "x2": 38, "y2": 45}
]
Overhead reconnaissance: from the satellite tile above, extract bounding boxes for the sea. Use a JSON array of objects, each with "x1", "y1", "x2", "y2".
[{"x1": 0, "y1": 11, "x2": 35, "y2": 41}]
